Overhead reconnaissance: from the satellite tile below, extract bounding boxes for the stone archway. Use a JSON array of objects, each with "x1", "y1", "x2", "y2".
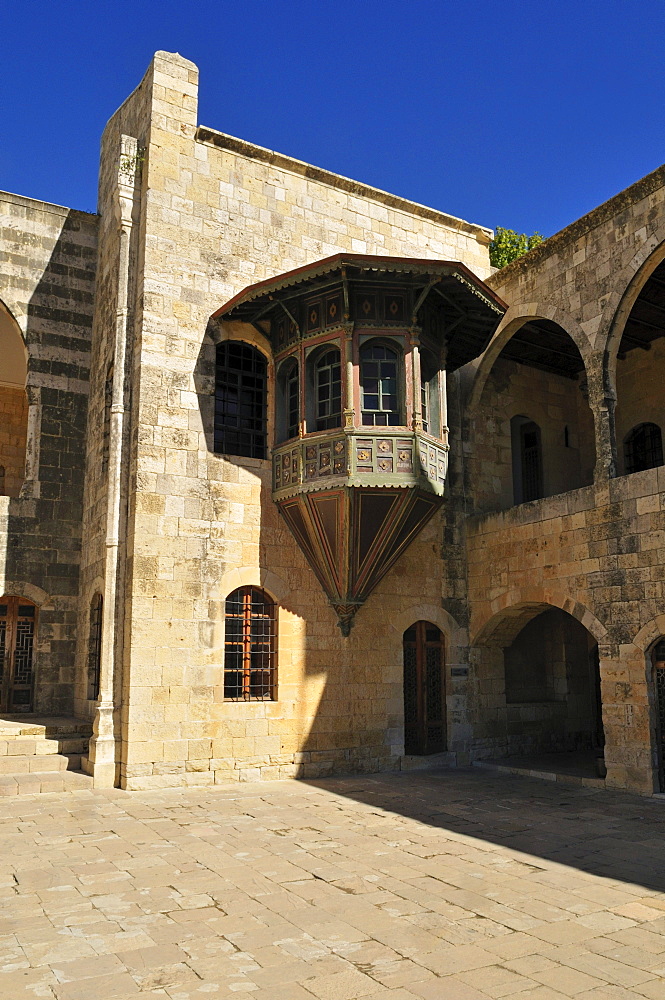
[
  {"x1": 470, "y1": 599, "x2": 606, "y2": 765},
  {"x1": 466, "y1": 314, "x2": 596, "y2": 513},
  {"x1": 601, "y1": 242, "x2": 665, "y2": 477}
]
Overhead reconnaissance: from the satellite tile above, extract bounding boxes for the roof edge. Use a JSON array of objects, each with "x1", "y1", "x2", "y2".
[
  {"x1": 212, "y1": 254, "x2": 507, "y2": 320},
  {"x1": 196, "y1": 126, "x2": 492, "y2": 243},
  {"x1": 0, "y1": 189, "x2": 98, "y2": 220}
]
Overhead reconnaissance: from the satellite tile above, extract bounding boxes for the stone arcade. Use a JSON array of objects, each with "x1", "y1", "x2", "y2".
[{"x1": 2, "y1": 51, "x2": 665, "y2": 795}]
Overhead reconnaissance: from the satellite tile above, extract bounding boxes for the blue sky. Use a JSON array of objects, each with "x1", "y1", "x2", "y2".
[{"x1": 2, "y1": 0, "x2": 663, "y2": 238}]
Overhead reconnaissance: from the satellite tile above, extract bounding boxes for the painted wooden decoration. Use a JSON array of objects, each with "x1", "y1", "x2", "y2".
[{"x1": 278, "y1": 487, "x2": 441, "y2": 634}]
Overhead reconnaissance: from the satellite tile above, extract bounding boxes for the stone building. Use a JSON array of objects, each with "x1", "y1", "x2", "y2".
[{"x1": 1, "y1": 50, "x2": 665, "y2": 796}]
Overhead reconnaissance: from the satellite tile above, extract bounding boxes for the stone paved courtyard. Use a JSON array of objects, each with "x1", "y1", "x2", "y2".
[{"x1": 1, "y1": 769, "x2": 665, "y2": 1000}]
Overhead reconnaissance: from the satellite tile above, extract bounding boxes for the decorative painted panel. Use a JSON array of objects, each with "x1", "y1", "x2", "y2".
[{"x1": 273, "y1": 430, "x2": 446, "y2": 496}]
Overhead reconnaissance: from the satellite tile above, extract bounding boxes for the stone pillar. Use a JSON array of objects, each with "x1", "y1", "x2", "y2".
[
  {"x1": 20, "y1": 384, "x2": 41, "y2": 499},
  {"x1": 87, "y1": 135, "x2": 140, "y2": 788},
  {"x1": 587, "y1": 354, "x2": 617, "y2": 482}
]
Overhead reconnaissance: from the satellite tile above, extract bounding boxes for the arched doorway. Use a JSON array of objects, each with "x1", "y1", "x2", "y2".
[
  {"x1": 0, "y1": 597, "x2": 37, "y2": 713},
  {"x1": 403, "y1": 621, "x2": 446, "y2": 755},
  {"x1": 0, "y1": 301, "x2": 28, "y2": 497},
  {"x1": 650, "y1": 638, "x2": 665, "y2": 792},
  {"x1": 471, "y1": 318, "x2": 595, "y2": 512},
  {"x1": 614, "y1": 258, "x2": 665, "y2": 476}
]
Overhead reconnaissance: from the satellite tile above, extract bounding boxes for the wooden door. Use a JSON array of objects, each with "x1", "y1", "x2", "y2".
[
  {"x1": 0, "y1": 597, "x2": 37, "y2": 713},
  {"x1": 403, "y1": 621, "x2": 446, "y2": 755}
]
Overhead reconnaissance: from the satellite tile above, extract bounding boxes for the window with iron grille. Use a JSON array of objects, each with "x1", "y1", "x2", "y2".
[
  {"x1": 224, "y1": 587, "x2": 276, "y2": 701},
  {"x1": 360, "y1": 343, "x2": 400, "y2": 426},
  {"x1": 315, "y1": 348, "x2": 342, "y2": 430},
  {"x1": 215, "y1": 342, "x2": 267, "y2": 459},
  {"x1": 87, "y1": 593, "x2": 103, "y2": 701},
  {"x1": 624, "y1": 422, "x2": 663, "y2": 474}
]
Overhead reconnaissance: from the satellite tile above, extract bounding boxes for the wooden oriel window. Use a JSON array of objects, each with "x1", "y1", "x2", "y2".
[
  {"x1": 224, "y1": 587, "x2": 276, "y2": 701},
  {"x1": 214, "y1": 341, "x2": 267, "y2": 459},
  {"x1": 315, "y1": 348, "x2": 342, "y2": 430},
  {"x1": 87, "y1": 593, "x2": 103, "y2": 701}
]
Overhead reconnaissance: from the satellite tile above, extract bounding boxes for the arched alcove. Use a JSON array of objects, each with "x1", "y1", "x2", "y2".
[
  {"x1": 0, "y1": 301, "x2": 28, "y2": 497},
  {"x1": 472, "y1": 603, "x2": 604, "y2": 762},
  {"x1": 470, "y1": 318, "x2": 596, "y2": 512},
  {"x1": 613, "y1": 256, "x2": 665, "y2": 476}
]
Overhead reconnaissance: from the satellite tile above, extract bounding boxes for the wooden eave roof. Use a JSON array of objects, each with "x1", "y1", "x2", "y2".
[{"x1": 213, "y1": 254, "x2": 507, "y2": 371}]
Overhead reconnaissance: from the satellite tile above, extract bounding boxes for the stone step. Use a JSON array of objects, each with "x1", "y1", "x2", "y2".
[
  {"x1": 0, "y1": 753, "x2": 81, "y2": 774},
  {"x1": 471, "y1": 758, "x2": 606, "y2": 789},
  {"x1": 0, "y1": 769, "x2": 94, "y2": 796},
  {"x1": 401, "y1": 751, "x2": 458, "y2": 771},
  {"x1": 0, "y1": 716, "x2": 92, "y2": 739},
  {"x1": 0, "y1": 735, "x2": 89, "y2": 756}
]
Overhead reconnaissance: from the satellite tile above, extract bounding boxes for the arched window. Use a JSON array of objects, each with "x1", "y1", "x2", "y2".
[
  {"x1": 360, "y1": 342, "x2": 400, "y2": 426},
  {"x1": 214, "y1": 341, "x2": 267, "y2": 459},
  {"x1": 277, "y1": 357, "x2": 299, "y2": 443},
  {"x1": 420, "y1": 347, "x2": 440, "y2": 437},
  {"x1": 624, "y1": 423, "x2": 663, "y2": 474},
  {"x1": 314, "y1": 348, "x2": 342, "y2": 431},
  {"x1": 224, "y1": 587, "x2": 276, "y2": 701},
  {"x1": 87, "y1": 594, "x2": 103, "y2": 701},
  {"x1": 511, "y1": 416, "x2": 543, "y2": 503}
]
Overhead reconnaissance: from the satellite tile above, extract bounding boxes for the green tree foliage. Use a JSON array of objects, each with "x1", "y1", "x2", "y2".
[{"x1": 489, "y1": 227, "x2": 544, "y2": 268}]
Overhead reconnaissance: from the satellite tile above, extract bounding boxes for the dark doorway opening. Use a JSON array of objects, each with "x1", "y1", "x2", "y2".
[
  {"x1": 652, "y1": 639, "x2": 665, "y2": 792},
  {"x1": 403, "y1": 621, "x2": 446, "y2": 755},
  {"x1": 0, "y1": 597, "x2": 37, "y2": 712}
]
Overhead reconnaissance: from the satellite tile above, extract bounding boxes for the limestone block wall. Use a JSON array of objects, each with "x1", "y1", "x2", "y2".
[
  {"x1": 0, "y1": 192, "x2": 97, "y2": 713},
  {"x1": 468, "y1": 358, "x2": 595, "y2": 513},
  {"x1": 466, "y1": 469, "x2": 665, "y2": 793},
  {"x1": 88, "y1": 51, "x2": 489, "y2": 788},
  {"x1": 0, "y1": 386, "x2": 27, "y2": 496},
  {"x1": 615, "y1": 337, "x2": 665, "y2": 474}
]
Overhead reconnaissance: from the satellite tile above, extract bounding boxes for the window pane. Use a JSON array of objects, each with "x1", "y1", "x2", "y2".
[{"x1": 215, "y1": 343, "x2": 267, "y2": 458}]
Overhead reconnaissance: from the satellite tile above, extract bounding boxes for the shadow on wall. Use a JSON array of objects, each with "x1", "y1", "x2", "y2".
[
  {"x1": 303, "y1": 766, "x2": 665, "y2": 894},
  {"x1": 0, "y1": 215, "x2": 95, "y2": 716},
  {"x1": 469, "y1": 319, "x2": 596, "y2": 514}
]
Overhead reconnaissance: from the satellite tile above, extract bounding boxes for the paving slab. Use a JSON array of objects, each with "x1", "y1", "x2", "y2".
[{"x1": 0, "y1": 768, "x2": 663, "y2": 998}]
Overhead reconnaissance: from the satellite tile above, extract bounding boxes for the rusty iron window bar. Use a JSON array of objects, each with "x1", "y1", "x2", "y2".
[{"x1": 224, "y1": 587, "x2": 276, "y2": 701}]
